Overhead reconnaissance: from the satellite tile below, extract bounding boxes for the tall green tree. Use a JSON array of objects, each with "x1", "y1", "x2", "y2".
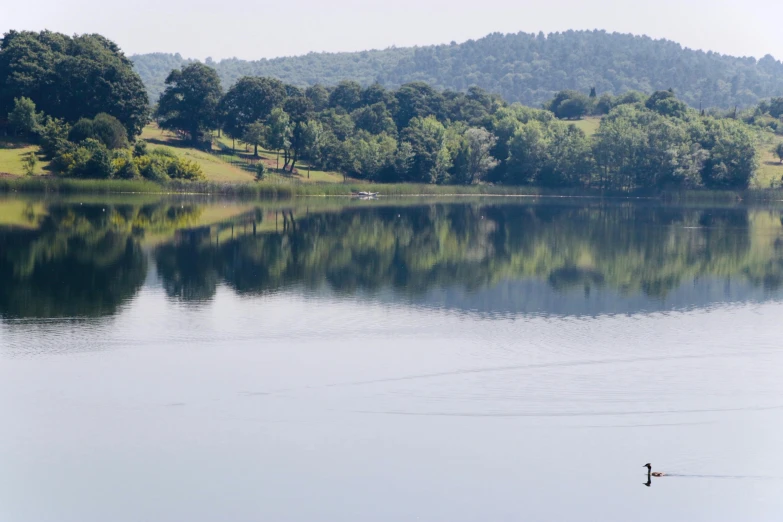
[
  {"x1": 347, "y1": 131, "x2": 397, "y2": 180},
  {"x1": 456, "y1": 128, "x2": 498, "y2": 185},
  {"x1": 352, "y1": 103, "x2": 396, "y2": 135},
  {"x1": 242, "y1": 121, "x2": 268, "y2": 157},
  {"x1": 219, "y1": 76, "x2": 286, "y2": 143},
  {"x1": 645, "y1": 90, "x2": 688, "y2": 118},
  {"x1": 156, "y1": 63, "x2": 223, "y2": 144},
  {"x1": 0, "y1": 31, "x2": 149, "y2": 137},
  {"x1": 266, "y1": 108, "x2": 291, "y2": 170},
  {"x1": 305, "y1": 84, "x2": 330, "y2": 112},
  {"x1": 767, "y1": 98, "x2": 783, "y2": 119},
  {"x1": 506, "y1": 121, "x2": 548, "y2": 185},
  {"x1": 394, "y1": 83, "x2": 445, "y2": 129},
  {"x1": 547, "y1": 91, "x2": 589, "y2": 120},
  {"x1": 7, "y1": 97, "x2": 39, "y2": 137},
  {"x1": 329, "y1": 81, "x2": 363, "y2": 112},
  {"x1": 299, "y1": 120, "x2": 324, "y2": 177},
  {"x1": 400, "y1": 116, "x2": 447, "y2": 183},
  {"x1": 700, "y1": 119, "x2": 758, "y2": 189}
]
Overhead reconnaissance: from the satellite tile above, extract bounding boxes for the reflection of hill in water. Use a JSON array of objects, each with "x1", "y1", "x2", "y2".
[
  {"x1": 394, "y1": 277, "x2": 783, "y2": 317},
  {"x1": 162, "y1": 203, "x2": 783, "y2": 318},
  {"x1": 2, "y1": 199, "x2": 783, "y2": 319}
]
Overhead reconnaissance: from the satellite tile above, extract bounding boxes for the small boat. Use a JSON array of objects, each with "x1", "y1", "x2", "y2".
[{"x1": 352, "y1": 191, "x2": 379, "y2": 198}]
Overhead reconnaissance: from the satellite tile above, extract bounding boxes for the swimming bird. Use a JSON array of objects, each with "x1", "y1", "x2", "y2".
[{"x1": 644, "y1": 463, "x2": 665, "y2": 477}]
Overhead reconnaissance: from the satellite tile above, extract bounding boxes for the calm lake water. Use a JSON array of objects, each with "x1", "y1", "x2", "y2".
[{"x1": 2, "y1": 195, "x2": 783, "y2": 521}]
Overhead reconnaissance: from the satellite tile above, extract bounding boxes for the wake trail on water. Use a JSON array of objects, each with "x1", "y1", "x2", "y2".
[
  {"x1": 664, "y1": 474, "x2": 783, "y2": 480},
  {"x1": 249, "y1": 348, "x2": 782, "y2": 397},
  {"x1": 355, "y1": 403, "x2": 783, "y2": 418}
]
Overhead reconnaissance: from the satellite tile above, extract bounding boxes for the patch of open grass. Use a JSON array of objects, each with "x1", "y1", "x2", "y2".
[
  {"x1": 0, "y1": 140, "x2": 50, "y2": 176},
  {"x1": 141, "y1": 125, "x2": 256, "y2": 183},
  {"x1": 214, "y1": 131, "x2": 349, "y2": 183},
  {"x1": 569, "y1": 117, "x2": 602, "y2": 137},
  {"x1": 0, "y1": 177, "x2": 163, "y2": 194},
  {"x1": 753, "y1": 131, "x2": 783, "y2": 189}
]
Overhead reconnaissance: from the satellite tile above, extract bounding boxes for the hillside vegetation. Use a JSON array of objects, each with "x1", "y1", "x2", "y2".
[
  {"x1": 3, "y1": 30, "x2": 782, "y2": 194},
  {"x1": 131, "y1": 30, "x2": 783, "y2": 109}
]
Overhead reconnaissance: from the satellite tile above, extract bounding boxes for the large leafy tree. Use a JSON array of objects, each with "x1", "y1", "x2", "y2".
[
  {"x1": 699, "y1": 119, "x2": 758, "y2": 189},
  {"x1": 68, "y1": 113, "x2": 129, "y2": 149},
  {"x1": 242, "y1": 121, "x2": 267, "y2": 157},
  {"x1": 0, "y1": 30, "x2": 149, "y2": 137},
  {"x1": 400, "y1": 116, "x2": 447, "y2": 183},
  {"x1": 459, "y1": 128, "x2": 498, "y2": 185},
  {"x1": 219, "y1": 76, "x2": 286, "y2": 142},
  {"x1": 329, "y1": 81, "x2": 363, "y2": 112},
  {"x1": 548, "y1": 90, "x2": 590, "y2": 120},
  {"x1": 351, "y1": 103, "x2": 396, "y2": 135},
  {"x1": 155, "y1": 63, "x2": 223, "y2": 143},
  {"x1": 394, "y1": 83, "x2": 445, "y2": 129},
  {"x1": 305, "y1": 84, "x2": 330, "y2": 112},
  {"x1": 347, "y1": 131, "x2": 397, "y2": 180},
  {"x1": 266, "y1": 107, "x2": 291, "y2": 169},
  {"x1": 7, "y1": 96, "x2": 39, "y2": 137},
  {"x1": 645, "y1": 90, "x2": 688, "y2": 119}
]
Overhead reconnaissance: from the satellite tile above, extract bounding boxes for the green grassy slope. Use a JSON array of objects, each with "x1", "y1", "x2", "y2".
[
  {"x1": 0, "y1": 139, "x2": 49, "y2": 176},
  {"x1": 754, "y1": 132, "x2": 783, "y2": 188},
  {"x1": 142, "y1": 125, "x2": 349, "y2": 184}
]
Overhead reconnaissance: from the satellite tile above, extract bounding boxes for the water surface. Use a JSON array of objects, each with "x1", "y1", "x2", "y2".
[{"x1": 2, "y1": 196, "x2": 783, "y2": 521}]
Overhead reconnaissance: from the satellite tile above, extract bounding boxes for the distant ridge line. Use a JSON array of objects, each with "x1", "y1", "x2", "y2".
[{"x1": 131, "y1": 29, "x2": 783, "y2": 109}]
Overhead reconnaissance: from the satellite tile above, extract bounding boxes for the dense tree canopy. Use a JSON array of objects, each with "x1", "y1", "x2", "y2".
[
  {"x1": 1, "y1": 30, "x2": 149, "y2": 137},
  {"x1": 1, "y1": 25, "x2": 769, "y2": 192},
  {"x1": 131, "y1": 30, "x2": 783, "y2": 110},
  {"x1": 219, "y1": 76, "x2": 286, "y2": 141},
  {"x1": 68, "y1": 113, "x2": 130, "y2": 150},
  {"x1": 155, "y1": 63, "x2": 223, "y2": 144},
  {"x1": 211, "y1": 73, "x2": 760, "y2": 190}
]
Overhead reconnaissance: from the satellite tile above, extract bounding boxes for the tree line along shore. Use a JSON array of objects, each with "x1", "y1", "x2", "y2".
[{"x1": 2, "y1": 30, "x2": 783, "y2": 195}]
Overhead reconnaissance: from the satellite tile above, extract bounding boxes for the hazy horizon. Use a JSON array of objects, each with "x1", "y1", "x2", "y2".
[{"x1": 3, "y1": 0, "x2": 783, "y2": 62}]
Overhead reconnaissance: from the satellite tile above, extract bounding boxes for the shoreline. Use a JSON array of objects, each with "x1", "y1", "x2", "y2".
[{"x1": 1, "y1": 176, "x2": 782, "y2": 204}]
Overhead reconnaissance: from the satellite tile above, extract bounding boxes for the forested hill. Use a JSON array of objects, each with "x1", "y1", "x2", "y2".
[{"x1": 131, "y1": 30, "x2": 783, "y2": 109}]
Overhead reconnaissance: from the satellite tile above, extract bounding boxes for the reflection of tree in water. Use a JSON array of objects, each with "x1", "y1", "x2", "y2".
[
  {"x1": 154, "y1": 203, "x2": 783, "y2": 303},
  {"x1": 0, "y1": 202, "x2": 203, "y2": 318},
  {"x1": 155, "y1": 227, "x2": 221, "y2": 301},
  {"x1": 0, "y1": 206, "x2": 146, "y2": 318},
  {"x1": 8, "y1": 200, "x2": 775, "y2": 316}
]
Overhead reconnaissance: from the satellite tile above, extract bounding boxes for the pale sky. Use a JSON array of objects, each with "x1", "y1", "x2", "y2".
[{"x1": 3, "y1": 0, "x2": 783, "y2": 61}]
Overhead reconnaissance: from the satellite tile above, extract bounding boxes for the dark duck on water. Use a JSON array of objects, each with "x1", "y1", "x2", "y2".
[{"x1": 644, "y1": 463, "x2": 665, "y2": 477}]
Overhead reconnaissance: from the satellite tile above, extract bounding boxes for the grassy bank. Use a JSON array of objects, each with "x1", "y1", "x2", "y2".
[
  {"x1": 0, "y1": 139, "x2": 50, "y2": 175},
  {"x1": 3, "y1": 122, "x2": 782, "y2": 202},
  {"x1": 0, "y1": 177, "x2": 164, "y2": 194},
  {"x1": 4, "y1": 175, "x2": 783, "y2": 205},
  {"x1": 0, "y1": 175, "x2": 541, "y2": 197}
]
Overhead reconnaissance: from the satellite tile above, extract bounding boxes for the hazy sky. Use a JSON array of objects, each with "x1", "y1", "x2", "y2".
[{"x1": 3, "y1": 0, "x2": 783, "y2": 61}]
